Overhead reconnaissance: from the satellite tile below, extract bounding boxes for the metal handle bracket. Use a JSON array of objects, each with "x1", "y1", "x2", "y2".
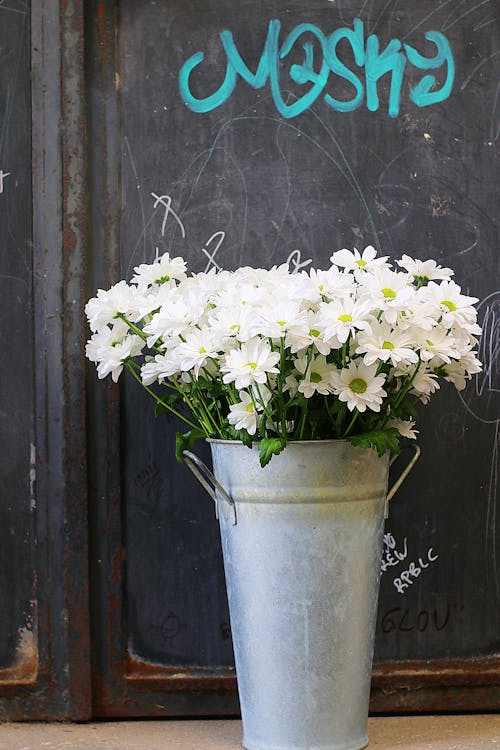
[
  {"x1": 385, "y1": 444, "x2": 421, "y2": 519},
  {"x1": 182, "y1": 450, "x2": 237, "y2": 525}
]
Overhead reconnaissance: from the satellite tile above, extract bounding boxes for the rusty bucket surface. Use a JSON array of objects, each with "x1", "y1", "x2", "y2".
[{"x1": 184, "y1": 440, "x2": 419, "y2": 750}]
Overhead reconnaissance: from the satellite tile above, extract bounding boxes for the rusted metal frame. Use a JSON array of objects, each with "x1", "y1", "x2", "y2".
[
  {"x1": 0, "y1": 0, "x2": 90, "y2": 720},
  {"x1": 371, "y1": 658, "x2": 500, "y2": 712},
  {"x1": 85, "y1": 0, "x2": 126, "y2": 715},
  {"x1": 60, "y1": 0, "x2": 92, "y2": 719}
]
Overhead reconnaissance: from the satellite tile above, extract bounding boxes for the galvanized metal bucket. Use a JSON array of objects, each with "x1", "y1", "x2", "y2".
[{"x1": 184, "y1": 440, "x2": 419, "y2": 750}]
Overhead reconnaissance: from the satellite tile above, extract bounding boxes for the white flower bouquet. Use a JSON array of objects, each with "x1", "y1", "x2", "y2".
[{"x1": 85, "y1": 246, "x2": 482, "y2": 466}]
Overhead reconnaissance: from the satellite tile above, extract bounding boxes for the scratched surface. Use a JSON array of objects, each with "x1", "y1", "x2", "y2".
[
  {"x1": 116, "y1": 0, "x2": 499, "y2": 669},
  {"x1": 0, "y1": 2, "x2": 35, "y2": 671}
]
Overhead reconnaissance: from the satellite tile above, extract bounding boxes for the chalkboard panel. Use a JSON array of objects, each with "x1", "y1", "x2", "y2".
[
  {"x1": 116, "y1": 0, "x2": 499, "y2": 681},
  {"x1": 0, "y1": 3, "x2": 35, "y2": 673}
]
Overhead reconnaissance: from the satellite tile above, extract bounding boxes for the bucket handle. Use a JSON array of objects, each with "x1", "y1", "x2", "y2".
[
  {"x1": 183, "y1": 444, "x2": 420, "y2": 525},
  {"x1": 182, "y1": 450, "x2": 237, "y2": 526},
  {"x1": 385, "y1": 444, "x2": 421, "y2": 518}
]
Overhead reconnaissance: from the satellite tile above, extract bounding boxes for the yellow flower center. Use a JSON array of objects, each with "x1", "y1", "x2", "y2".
[
  {"x1": 338, "y1": 314, "x2": 352, "y2": 323},
  {"x1": 245, "y1": 362, "x2": 257, "y2": 370},
  {"x1": 199, "y1": 347, "x2": 206, "y2": 354},
  {"x1": 382, "y1": 341, "x2": 394, "y2": 350},
  {"x1": 356, "y1": 259, "x2": 367, "y2": 267},
  {"x1": 442, "y1": 299, "x2": 457, "y2": 312},
  {"x1": 381, "y1": 287, "x2": 396, "y2": 299},
  {"x1": 246, "y1": 404, "x2": 254, "y2": 413},
  {"x1": 310, "y1": 372, "x2": 322, "y2": 383},
  {"x1": 277, "y1": 320, "x2": 286, "y2": 327},
  {"x1": 309, "y1": 329, "x2": 320, "y2": 337},
  {"x1": 350, "y1": 377, "x2": 367, "y2": 394}
]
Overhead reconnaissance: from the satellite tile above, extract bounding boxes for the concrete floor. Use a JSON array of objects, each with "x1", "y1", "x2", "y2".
[{"x1": 0, "y1": 716, "x2": 498, "y2": 750}]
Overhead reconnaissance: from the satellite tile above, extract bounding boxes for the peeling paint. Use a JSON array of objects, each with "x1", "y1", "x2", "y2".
[{"x1": 29, "y1": 443, "x2": 36, "y2": 511}]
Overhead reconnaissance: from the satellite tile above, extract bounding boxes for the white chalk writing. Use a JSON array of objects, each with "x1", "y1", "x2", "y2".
[
  {"x1": 393, "y1": 547, "x2": 439, "y2": 594},
  {"x1": 0, "y1": 170, "x2": 11, "y2": 193},
  {"x1": 380, "y1": 532, "x2": 408, "y2": 572}
]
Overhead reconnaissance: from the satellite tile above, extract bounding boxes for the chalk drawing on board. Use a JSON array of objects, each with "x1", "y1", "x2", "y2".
[
  {"x1": 457, "y1": 291, "x2": 500, "y2": 597},
  {"x1": 0, "y1": 170, "x2": 10, "y2": 193},
  {"x1": 151, "y1": 193, "x2": 186, "y2": 240},
  {"x1": 201, "y1": 231, "x2": 225, "y2": 272}
]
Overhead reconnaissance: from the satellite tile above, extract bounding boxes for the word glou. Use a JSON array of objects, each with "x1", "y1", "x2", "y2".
[{"x1": 179, "y1": 18, "x2": 454, "y2": 118}]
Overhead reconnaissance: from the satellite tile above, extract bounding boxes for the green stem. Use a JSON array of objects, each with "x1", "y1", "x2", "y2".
[
  {"x1": 324, "y1": 396, "x2": 334, "y2": 425},
  {"x1": 125, "y1": 362, "x2": 201, "y2": 431},
  {"x1": 335, "y1": 401, "x2": 346, "y2": 436},
  {"x1": 116, "y1": 313, "x2": 163, "y2": 354},
  {"x1": 298, "y1": 399, "x2": 309, "y2": 440},
  {"x1": 341, "y1": 340, "x2": 348, "y2": 368},
  {"x1": 194, "y1": 383, "x2": 223, "y2": 437},
  {"x1": 254, "y1": 383, "x2": 279, "y2": 435},
  {"x1": 343, "y1": 410, "x2": 360, "y2": 438}
]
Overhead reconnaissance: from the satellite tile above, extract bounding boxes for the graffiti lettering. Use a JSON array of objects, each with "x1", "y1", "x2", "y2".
[
  {"x1": 179, "y1": 18, "x2": 454, "y2": 119},
  {"x1": 380, "y1": 603, "x2": 459, "y2": 634}
]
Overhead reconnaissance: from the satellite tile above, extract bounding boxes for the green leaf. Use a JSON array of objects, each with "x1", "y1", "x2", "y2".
[
  {"x1": 175, "y1": 428, "x2": 206, "y2": 462},
  {"x1": 347, "y1": 428, "x2": 400, "y2": 457},
  {"x1": 258, "y1": 437, "x2": 287, "y2": 468},
  {"x1": 226, "y1": 426, "x2": 254, "y2": 449}
]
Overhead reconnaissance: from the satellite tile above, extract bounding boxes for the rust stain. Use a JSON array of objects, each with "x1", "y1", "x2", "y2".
[
  {"x1": 0, "y1": 629, "x2": 39, "y2": 686},
  {"x1": 97, "y1": 2, "x2": 105, "y2": 27},
  {"x1": 97, "y1": 3, "x2": 109, "y2": 63},
  {"x1": 110, "y1": 544, "x2": 123, "y2": 585},
  {"x1": 125, "y1": 653, "x2": 236, "y2": 693},
  {"x1": 373, "y1": 657, "x2": 500, "y2": 687}
]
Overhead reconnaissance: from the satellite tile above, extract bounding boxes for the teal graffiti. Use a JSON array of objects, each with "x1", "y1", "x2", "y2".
[{"x1": 178, "y1": 19, "x2": 454, "y2": 119}]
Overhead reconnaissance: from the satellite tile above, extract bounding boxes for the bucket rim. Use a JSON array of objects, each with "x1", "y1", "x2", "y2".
[{"x1": 207, "y1": 438, "x2": 362, "y2": 446}]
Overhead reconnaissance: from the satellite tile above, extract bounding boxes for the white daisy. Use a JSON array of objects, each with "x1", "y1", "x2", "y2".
[
  {"x1": 396, "y1": 254, "x2": 454, "y2": 282},
  {"x1": 355, "y1": 321, "x2": 419, "y2": 367},
  {"x1": 359, "y1": 268, "x2": 415, "y2": 325},
  {"x1": 85, "y1": 280, "x2": 140, "y2": 332},
  {"x1": 330, "y1": 245, "x2": 389, "y2": 275},
  {"x1": 257, "y1": 301, "x2": 306, "y2": 339},
  {"x1": 318, "y1": 297, "x2": 373, "y2": 347},
  {"x1": 85, "y1": 324, "x2": 144, "y2": 383},
  {"x1": 176, "y1": 329, "x2": 220, "y2": 379},
  {"x1": 417, "y1": 327, "x2": 461, "y2": 364},
  {"x1": 131, "y1": 252, "x2": 187, "y2": 289},
  {"x1": 220, "y1": 338, "x2": 280, "y2": 390},
  {"x1": 208, "y1": 305, "x2": 261, "y2": 343},
  {"x1": 295, "y1": 354, "x2": 335, "y2": 398},
  {"x1": 330, "y1": 361, "x2": 387, "y2": 412},
  {"x1": 405, "y1": 367, "x2": 440, "y2": 403},
  {"x1": 285, "y1": 310, "x2": 331, "y2": 355},
  {"x1": 300, "y1": 267, "x2": 354, "y2": 303},
  {"x1": 141, "y1": 349, "x2": 182, "y2": 386},
  {"x1": 387, "y1": 418, "x2": 419, "y2": 439},
  {"x1": 441, "y1": 352, "x2": 482, "y2": 390},
  {"x1": 228, "y1": 391, "x2": 259, "y2": 435},
  {"x1": 423, "y1": 280, "x2": 479, "y2": 328},
  {"x1": 143, "y1": 298, "x2": 197, "y2": 347}
]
